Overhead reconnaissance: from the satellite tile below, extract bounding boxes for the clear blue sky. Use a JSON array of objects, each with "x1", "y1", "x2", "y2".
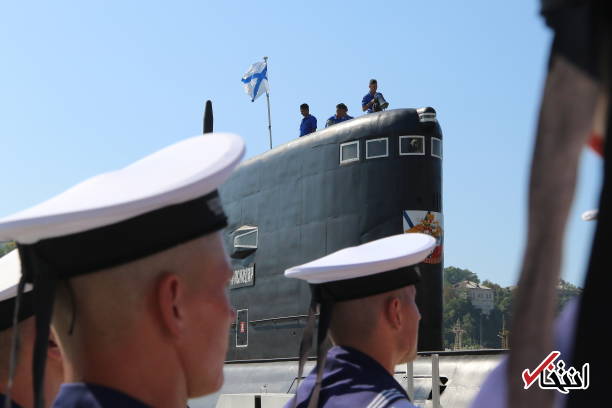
[{"x1": 0, "y1": 1, "x2": 601, "y2": 287}]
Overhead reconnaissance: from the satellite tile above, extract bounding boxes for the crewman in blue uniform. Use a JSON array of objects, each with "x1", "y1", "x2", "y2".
[
  {"x1": 284, "y1": 233, "x2": 436, "y2": 408},
  {"x1": 362, "y1": 79, "x2": 389, "y2": 113},
  {"x1": 0, "y1": 133, "x2": 246, "y2": 408},
  {"x1": 325, "y1": 103, "x2": 353, "y2": 128},
  {"x1": 0, "y1": 250, "x2": 64, "y2": 408},
  {"x1": 299, "y1": 103, "x2": 317, "y2": 136}
]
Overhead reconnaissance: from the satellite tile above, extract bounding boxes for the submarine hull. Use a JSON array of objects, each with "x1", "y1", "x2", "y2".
[{"x1": 220, "y1": 108, "x2": 444, "y2": 360}]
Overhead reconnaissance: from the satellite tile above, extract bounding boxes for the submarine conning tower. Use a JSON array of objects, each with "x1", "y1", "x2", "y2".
[{"x1": 220, "y1": 107, "x2": 444, "y2": 361}]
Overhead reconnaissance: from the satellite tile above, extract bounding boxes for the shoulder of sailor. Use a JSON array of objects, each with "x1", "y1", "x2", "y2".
[
  {"x1": 365, "y1": 389, "x2": 413, "y2": 408},
  {"x1": 386, "y1": 398, "x2": 416, "y2": 408}
]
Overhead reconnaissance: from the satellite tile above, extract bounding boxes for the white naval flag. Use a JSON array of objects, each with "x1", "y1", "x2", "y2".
[{"x1": 241, "y1": 60, "x2": 269, "y2": 102}]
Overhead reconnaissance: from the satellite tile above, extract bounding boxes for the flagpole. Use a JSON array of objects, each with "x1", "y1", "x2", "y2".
[{"x1": 264, "y1": 56, "x2": 273, "y2": 149}]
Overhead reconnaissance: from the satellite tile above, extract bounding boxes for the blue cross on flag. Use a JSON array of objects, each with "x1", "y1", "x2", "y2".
[{"x1": 241, "y1": 60, "x2": 269, "y2": 102}]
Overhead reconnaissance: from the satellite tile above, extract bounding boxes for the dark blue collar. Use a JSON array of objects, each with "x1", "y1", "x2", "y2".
[
  {"x1": 327, "y1": 345, "x2": 390, "y2": 373},
  {"x1": 292, "y1": 346, "x2": 409, "y2": 408},
  {"x1": 52, "y1": 383, "x2": 151, "y2": 408}
]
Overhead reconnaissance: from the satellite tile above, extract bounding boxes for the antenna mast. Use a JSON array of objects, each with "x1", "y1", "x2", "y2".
[{"x1": 263, "y1": 56, "x2": 273, "y2": 149}]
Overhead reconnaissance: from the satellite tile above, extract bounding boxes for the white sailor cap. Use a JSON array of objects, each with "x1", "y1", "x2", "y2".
[
  {"x1": 0, "y1": 133, "x2": 244, "y2": 408},
  {"x1": 0, "y1": 133, "x2": 244, "y2": 277},
  {"x1": 0, "y1": 250, "x2": 34, "y2": 331},
  {"x1": 285, "y1": 233, "x2": 436, "y2": 302}
]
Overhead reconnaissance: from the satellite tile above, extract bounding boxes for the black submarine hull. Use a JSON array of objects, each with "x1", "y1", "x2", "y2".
[{"x1": 220, "y1": 108, "x2": 444, "y2": 360}]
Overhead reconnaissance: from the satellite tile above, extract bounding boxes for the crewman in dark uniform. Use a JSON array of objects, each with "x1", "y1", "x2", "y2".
[
  {"x1": 325, "y1": 103, "x2": 353, "y2": 128},
  {"x1": 361, "y1": 79, "x2": 389, "y2": 113},
  {"x1": 299, "y1": 103, "x2": 317, "y2": 136},
  {"x1": 0, "y1": 133, "x2": 245, "y2": 408},
  {"x1": 0, "y1": 250, "x2": 64, "y2": 408},
  {"x1": 284, "y1": 233, "x2": 436, "y2": 408}
]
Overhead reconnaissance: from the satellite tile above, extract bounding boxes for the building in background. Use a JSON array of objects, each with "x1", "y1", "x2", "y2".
[{"x1": 453, "y1": 280, "x2": 495, "y2": 315}]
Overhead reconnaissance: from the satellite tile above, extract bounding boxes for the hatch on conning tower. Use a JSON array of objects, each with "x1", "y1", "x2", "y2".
[{"x1": 417, "y1": 106, "x2": 437, "y2": 123}]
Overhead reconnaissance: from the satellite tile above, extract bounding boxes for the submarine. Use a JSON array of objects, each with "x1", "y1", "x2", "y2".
[
  {"x1": 191, "y1": 103, "x2": 503, "y2": 408},
  {"x1": 222, "y1": 106, "x2": 443, "y2": 357}
]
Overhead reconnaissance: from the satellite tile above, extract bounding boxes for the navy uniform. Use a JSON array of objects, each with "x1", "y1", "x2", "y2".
[
  {"x1": 283, "y1": 234, "x2": 436, "y2": 408},
  {"x1": 361, "y1": 92, "x2": 388, "y2": 114},
  {"x1": 293, "y1": 346, "x2": 414, "y2": 408},
  {"x1": 325, "y1": 114, "x2": 353, "y2": 128},
  {"x1": 53, "y1": 384, "x2": 149, "y2": 408},
  {"x1": 0, "y1": 133, "x2": 245, "y2": 408},
  {"x1": 300, "y1": 114, "x2": 317, "y2": 136}
]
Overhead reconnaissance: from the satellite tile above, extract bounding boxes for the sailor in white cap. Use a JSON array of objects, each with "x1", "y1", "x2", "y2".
[
  {"x1": 0, "y1": 250, "x2": 64, "y2": 408},
  {"x1": 0, "y1": 133, "x2": 245, "y2": 408},
  {"x1": 284, "y1": 233, "x2": 436, "y2": 408}
]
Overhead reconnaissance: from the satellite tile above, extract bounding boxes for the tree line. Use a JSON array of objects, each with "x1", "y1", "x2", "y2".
[
  {"x1": 0, "y1": 241, "x2": 16, "y2": 257},
  {"x1": 442, "y1": 266, "x2": 582, "y2": 350}
]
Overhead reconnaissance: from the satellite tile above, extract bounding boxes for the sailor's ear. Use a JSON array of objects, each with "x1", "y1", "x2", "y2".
[
  {"x1": 385, "y1": 295, "x2": 403, "y2": 330},
  {"x1": 156, "y1": 272, "x2": 185, "y2": 337},
  {"x1": 47, "y1": 329, "x2": 63, "y2": 362}
]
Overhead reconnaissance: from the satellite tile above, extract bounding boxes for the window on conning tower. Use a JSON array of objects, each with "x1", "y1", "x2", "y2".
[
  {"x1": 234, "y1": 226, "x2": 258, "y2": 249},
  {"x1": 340, "y1": 141, "x2": 360, "y2": 164},
  {"x1": 399, "y1": 136, "x2": 425, "y2": 155},
  {"x1": 366, "y1": 138, "x2": 388, "y2": 159},
  {"x1": 432, "y1": 137, "x2": 442, "y2": 159}
]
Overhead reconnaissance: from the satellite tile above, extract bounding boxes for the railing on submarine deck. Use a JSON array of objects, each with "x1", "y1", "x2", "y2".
[{"x1": 405, "y1": 354, "x2": 442, "y2": 408}]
